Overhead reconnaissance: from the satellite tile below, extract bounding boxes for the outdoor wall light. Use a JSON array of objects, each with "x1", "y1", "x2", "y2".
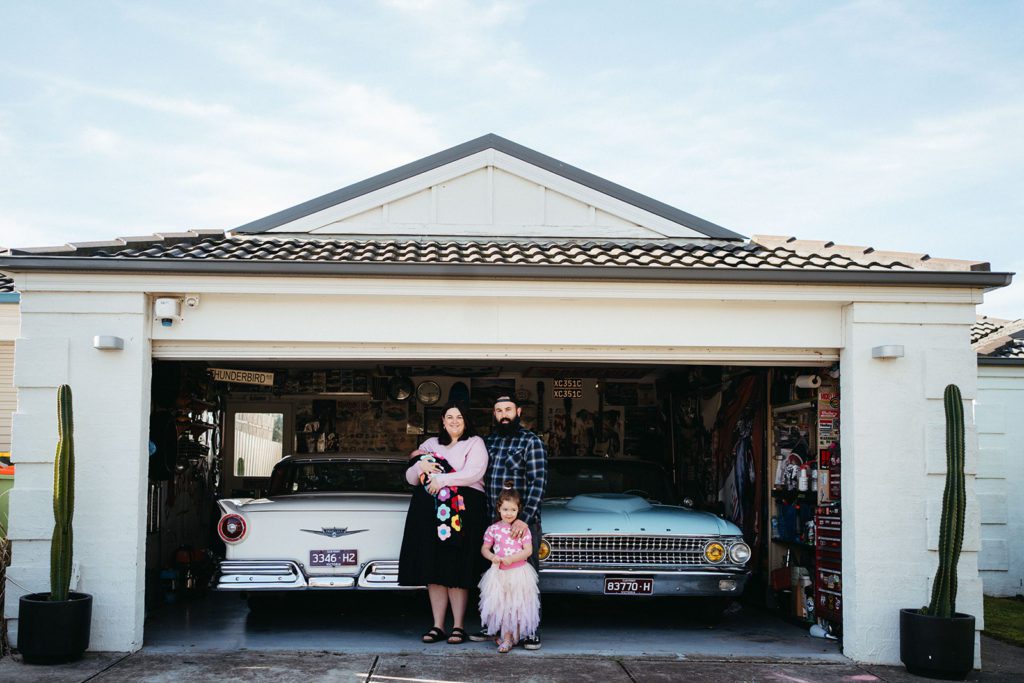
[
  {"x1": 871, "y1": 345, "x2": 905, "y2": 359},
  {"x1": 93, "y1": 335, "x2": 125, "y2": 350}
]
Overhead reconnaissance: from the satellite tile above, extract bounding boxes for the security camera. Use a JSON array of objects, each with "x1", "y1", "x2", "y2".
[{"x1": 154, "y1": 298, "x2": 181, "y2": 327}]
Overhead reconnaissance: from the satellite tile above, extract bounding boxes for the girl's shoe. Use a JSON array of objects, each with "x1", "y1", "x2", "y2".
[{"x1": 497, "y1": 638, "x2": 514, "y2": 654}]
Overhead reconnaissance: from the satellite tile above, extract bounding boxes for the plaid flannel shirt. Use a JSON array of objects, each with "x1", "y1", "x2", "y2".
[{"x1": 484, "y1": 427, "x2": 547, "y2": 525}]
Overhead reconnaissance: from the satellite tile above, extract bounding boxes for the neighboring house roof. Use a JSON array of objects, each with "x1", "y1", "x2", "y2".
[
  {"x1": 973, "y1": 316, "x2": 1024, "y2": 364},
  {"x1": 0, "y1": 135, "x2": 1013, "y2": 289}
]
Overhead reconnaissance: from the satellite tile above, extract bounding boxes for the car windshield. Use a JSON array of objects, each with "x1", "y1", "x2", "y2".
[
  {"x1": 545, "y1": 459, "x2": 676, "y2": 504},
  {"x1": 269, "y1": 460, "x2": 412, "y2": 495}
]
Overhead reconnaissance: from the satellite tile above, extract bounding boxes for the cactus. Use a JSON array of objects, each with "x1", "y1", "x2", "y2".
[
  {"x1": 50, "y1": 385, "x2": 75, "y2": 602},
  {"x1": 925, "y1": 383, "x2": 966, "y2": 618}
]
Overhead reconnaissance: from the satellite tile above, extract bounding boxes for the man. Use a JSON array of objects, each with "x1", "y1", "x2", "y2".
[{"x1": 470, "y1": 394, "x2": 547, "y2": 650}]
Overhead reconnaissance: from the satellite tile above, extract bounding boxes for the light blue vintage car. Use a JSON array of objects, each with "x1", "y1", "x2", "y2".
[{"x1": 538, "y1": 458, "x2": 751, "y2": 602}]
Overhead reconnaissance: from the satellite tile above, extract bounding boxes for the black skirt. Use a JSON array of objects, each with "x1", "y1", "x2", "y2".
[{"x1": 398, "y1": 486, "x2": 488, "y2": 589}]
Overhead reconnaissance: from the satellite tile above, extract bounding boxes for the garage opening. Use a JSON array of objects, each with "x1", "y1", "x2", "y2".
[{"x1": 143, "y1": 359, "x2": 843, "y2": 654}]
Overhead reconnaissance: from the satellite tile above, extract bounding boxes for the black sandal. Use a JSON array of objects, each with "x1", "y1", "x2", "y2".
[
  {"x1": 421, "y1": 626, "x2": 447, "y2": 643},
  {"x1": 447, "y1": 627, "x2": 468, "y2": 644}
]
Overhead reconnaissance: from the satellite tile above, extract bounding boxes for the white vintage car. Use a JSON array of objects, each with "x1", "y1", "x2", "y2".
[{"x1": 214, "y1": 454, "x2": 414, "y2": 607}]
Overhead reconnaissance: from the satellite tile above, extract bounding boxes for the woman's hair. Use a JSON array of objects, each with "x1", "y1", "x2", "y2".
[
  {"x1": 436, "y1": 401, "x2": 475, "y2": 445},
  {"x1": 496, "y1": 483, "x2": 522, "y2": 512}
]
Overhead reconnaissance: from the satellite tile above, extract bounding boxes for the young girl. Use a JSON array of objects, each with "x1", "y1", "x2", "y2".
[{"x1": 478, "y1": 486, "x2": 541, "y2": 653}]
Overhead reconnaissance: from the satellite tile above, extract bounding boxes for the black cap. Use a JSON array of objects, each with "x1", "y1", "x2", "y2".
[{"x1": 493, "y1": 395, "x2": 519, "y2": 408}]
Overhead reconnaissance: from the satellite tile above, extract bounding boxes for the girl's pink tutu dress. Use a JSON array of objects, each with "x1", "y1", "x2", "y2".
[{"x1": 477, "y1": 521, "x2": 541, "y2": 640}]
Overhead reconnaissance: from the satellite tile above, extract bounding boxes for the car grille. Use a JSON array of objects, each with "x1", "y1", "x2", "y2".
[{"x1": 545, "y1": 535, "x2": 720, "y2": 566}]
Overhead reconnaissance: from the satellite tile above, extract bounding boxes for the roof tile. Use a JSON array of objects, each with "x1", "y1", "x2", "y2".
[{"x1": 973, "y1": 316, "x2": 1024, "y2": 359}]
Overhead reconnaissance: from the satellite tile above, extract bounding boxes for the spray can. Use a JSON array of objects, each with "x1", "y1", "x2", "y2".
[{"x1": 798, "y1": 466, "x2": 809, "y2": 492}]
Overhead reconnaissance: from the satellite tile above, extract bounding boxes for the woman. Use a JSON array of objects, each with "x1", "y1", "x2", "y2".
[{"x1": 398, "y1": 401, "x2": 489, "y2": 644}]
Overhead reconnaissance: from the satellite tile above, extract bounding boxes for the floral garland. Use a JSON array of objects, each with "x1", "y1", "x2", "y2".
[{"x1": 417, "y1": 452, "x2": 466, "y2": 542}]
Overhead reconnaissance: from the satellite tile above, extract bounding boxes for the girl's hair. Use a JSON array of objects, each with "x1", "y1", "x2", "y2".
[
  {"x1": 436, "y1": 401, "x2": 476, "y2": 445},
  {"x1": 496, "y1": 483, "x2": 522, "y2": 512}
]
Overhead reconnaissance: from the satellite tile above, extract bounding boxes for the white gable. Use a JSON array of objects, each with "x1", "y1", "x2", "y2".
[{"x1": 265, "y1": 149, "x2": 705, "y2": 240}]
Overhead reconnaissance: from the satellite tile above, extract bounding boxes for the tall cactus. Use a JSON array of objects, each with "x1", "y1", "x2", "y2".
[
  {"x1": 926, "y1": 383, "x2": 966, "y2": 618},
  {"x1": 50, "y1": 384, "x2": 75, "y2": 602}
]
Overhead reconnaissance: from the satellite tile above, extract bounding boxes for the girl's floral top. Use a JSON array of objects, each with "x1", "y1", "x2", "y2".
[{"x1": 483, "y1": 521, "x2": 532, "y2": 570}]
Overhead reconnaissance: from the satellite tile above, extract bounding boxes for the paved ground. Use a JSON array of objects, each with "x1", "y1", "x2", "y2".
[
  {"x1": 142, "y1": 590, "x2": 845, "y2": 660},
  {"x1": 2, "y1": 591, "x2": 1021, "y2": 681},
  {"x1": 1, "y1": 641, "x2": 1022, "y2": 683}
]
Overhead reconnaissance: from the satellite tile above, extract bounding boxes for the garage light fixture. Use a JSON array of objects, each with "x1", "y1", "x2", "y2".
[
  {"x1": 93, "y1": 335, "x2": 125, "y2": 351},
  {"x1": 871, "y1": 345, "x2": 905, "y2": 359}
]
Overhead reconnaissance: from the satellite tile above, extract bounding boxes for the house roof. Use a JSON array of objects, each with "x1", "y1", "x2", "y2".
[
  {"x1": 0, "y1": 231, "x2": 1011, "y2": 288},
  {"x1": 231, "y1": 134, "x2": 745, "y2": 240},
  {"x1": 0, "y1": 135, "x2": 1013, "y2": 290},
  {"x1": 973, "y1": 316, "x2": 1024, "y2": 364}
]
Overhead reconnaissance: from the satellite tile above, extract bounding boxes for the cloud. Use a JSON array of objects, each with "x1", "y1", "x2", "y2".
[
  {"x1": 8, "y1": 67, "x2": 235, "y2": 121},
  {"x1": 376, "y1": 0, "x2": 543, "y2": 84},
  {"x1": 77, "y1": 127, "x2": 124, "y2": 156}
]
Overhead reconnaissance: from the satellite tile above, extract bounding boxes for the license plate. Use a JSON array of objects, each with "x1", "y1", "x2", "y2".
[
  {"x1": 309, "y1": 549, "x2": 357, "y2": 567},
  {"x1": 604, "y1": 577, "x2": 653, "y2": 595}
]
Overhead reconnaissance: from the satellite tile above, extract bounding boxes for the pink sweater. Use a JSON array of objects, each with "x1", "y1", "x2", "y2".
[{"x1": 404, "y1": 435, "x2": 488, "y2": 493}]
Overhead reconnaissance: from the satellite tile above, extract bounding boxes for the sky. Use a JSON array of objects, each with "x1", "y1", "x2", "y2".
[{"x1": 1, "y1": 0, "x2": 1022, "y2": 317}]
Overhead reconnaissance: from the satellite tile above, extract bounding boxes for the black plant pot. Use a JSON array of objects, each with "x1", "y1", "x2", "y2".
[
  {"x1": 17, "y1": 592, "x2": 92, "y2": 664},
  {"x1": 900, "y1": 608, "x2": 975, "y2": 680}
]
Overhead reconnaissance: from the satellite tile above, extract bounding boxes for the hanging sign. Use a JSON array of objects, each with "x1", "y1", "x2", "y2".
[
  {"x1": 552, "y1": 378, "x2": 583, "y2": 399},
  {"x1": 209, "y1": 368, "x2": 275, "y2": 386}
]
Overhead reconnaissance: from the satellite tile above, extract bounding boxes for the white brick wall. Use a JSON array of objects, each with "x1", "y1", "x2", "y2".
[
  {"x1": 6, "y1": 291, "x2": 151, "y2": 651},
  {"x1": 840, "y1": 302, "x2": 983, "y2": 667}
]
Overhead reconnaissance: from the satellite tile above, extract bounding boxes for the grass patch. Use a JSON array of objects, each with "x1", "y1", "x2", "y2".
[{"x1": 983, "y1": 595, "x2": 1024, "y2": 648}]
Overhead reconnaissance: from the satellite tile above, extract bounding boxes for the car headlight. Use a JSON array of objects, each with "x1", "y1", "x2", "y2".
[
  {"x1": 704, "y1": 541, "x2": 725, "y2": 563},
  {"x1": 538, "y1": 539, "x2": 550, "y2": 562},
  {"x1": 729, "y1": 542, "x2": 751, "y2": 564}
]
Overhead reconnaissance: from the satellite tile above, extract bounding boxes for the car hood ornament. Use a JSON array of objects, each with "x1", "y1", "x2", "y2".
[{"x1": 301, "y1": 527, "x2": 368, "y2": 538}]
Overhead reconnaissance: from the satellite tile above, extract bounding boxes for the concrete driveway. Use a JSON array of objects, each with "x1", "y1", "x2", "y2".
[
  {"x1": 142, "y1": 590, "x2": 845, "y2": 660},
  {"x1": 2, "y1": 642, "x2": 1023, "y2": 683},
  {"x1": 3, "y1": 591, "x2": 1021, "y2": 681}
]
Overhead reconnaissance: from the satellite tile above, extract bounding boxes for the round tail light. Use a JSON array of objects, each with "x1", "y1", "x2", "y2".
[{"x1": 218, "y1": 513, "x2": 246, "y2": 543}]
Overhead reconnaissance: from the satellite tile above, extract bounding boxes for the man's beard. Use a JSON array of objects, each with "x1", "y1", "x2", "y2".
[{"x1": 493, "y1": 415, "x2": 521, "y2": 437}]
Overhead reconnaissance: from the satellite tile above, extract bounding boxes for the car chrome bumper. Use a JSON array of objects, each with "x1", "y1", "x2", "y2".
[
  {"x1": 538, "y1": 567, "x2": 750, "y2": 596},
  {"x1": 215, "y1": 560, "x2": 417, "y2": 591}
]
